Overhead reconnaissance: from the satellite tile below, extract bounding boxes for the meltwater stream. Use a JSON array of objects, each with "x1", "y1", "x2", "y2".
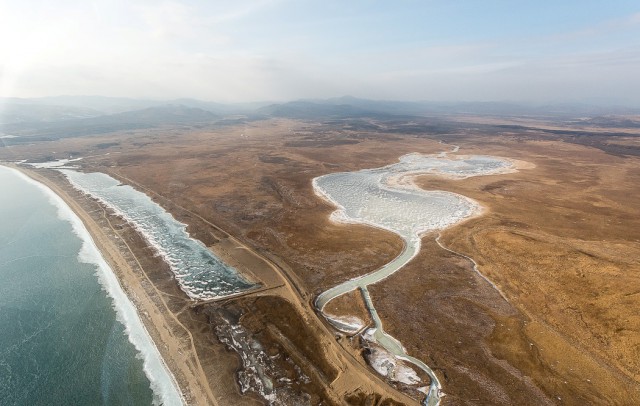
[{"x1": 313, "y1": 150, "x2": 515, "y2": 406}]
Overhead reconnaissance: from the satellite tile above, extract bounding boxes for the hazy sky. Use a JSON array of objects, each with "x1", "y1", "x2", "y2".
[{"x1": 1, "y1": 0, "x2": 640, "y2": 104}]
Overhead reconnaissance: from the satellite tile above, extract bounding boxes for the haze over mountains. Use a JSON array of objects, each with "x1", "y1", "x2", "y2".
[{"x1": 2, "y1": 95, "x2": 640, "y2": 143}]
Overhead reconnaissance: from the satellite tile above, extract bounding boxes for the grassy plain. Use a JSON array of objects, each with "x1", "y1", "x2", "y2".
[{"x1": 2, "y1": 115, "x2": 639, "y2": 405}]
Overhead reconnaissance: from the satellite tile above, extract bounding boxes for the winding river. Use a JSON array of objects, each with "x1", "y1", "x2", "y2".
[{"x1": 313, "y1": 148, "x2": 516, "y2": 406}]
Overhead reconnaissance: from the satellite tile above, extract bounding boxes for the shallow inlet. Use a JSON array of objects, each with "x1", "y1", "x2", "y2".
[{"x1": 313, "y1": 149, "x2": 515, "y2": 406}]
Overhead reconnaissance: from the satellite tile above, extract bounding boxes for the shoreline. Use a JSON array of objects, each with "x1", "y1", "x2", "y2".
[
  {"x1": 9, "y1": 163, "x2": 418, "y2": 406},
  {"x1": 7, "y1": 164, "x2": 185, "y2": 405},
  {"x1": 5, "y1": 164, "x2": 218, "y2": 405}
]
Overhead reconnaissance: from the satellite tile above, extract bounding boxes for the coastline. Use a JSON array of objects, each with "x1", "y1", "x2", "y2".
[
  {"x1": 1, "y1": 116, "x2": 633, "y2": 404},
  {"x1": 10, "y1": 164, "x2": 418, "y2": 406},
  {"x1": 5, "y1": 164, "x2": 218, "y2": 405},
  {"x1": 4, "y1": 161, "x2": 446, "y2": 406}
]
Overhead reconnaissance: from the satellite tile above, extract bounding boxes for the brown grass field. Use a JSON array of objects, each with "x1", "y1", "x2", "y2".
[{"x1": 2, "y1": 115, "x2": 639, "y2": 405}]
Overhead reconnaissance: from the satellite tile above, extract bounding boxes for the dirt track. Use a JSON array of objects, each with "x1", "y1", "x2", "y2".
[{"x1": 2, "y1": 116, "x2": 639, "y2": 404}]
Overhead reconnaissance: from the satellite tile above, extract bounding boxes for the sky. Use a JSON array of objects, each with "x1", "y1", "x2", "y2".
[{"x1": 1, "y1": 0, "x2": 640, "y2": 105}]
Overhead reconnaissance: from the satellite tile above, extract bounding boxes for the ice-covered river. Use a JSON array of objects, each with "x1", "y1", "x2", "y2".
[{"x1": 313, "y1": 150, "x2": 515, "y2": 406}]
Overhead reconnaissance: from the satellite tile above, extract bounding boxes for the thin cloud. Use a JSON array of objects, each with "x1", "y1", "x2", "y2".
[
  {"x1": 206, "y1": 0, "x2": 283, "y2": 24},
  {"x1": 0, "y1": 1, "x2": 639, "y2": 105},
  {"x1": 546, "y1": 11, "x2": 640, "y2": 42}
]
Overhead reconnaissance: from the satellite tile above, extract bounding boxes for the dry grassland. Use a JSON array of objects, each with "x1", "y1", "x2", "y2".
[{"x1": 2, "y1": 117, "x2": 639, "y2": 404}]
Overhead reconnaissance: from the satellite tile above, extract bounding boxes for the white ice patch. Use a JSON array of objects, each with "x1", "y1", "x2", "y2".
[
  {"x1": 366, "y1": 345, "x2": 422, "y2": 385},
  {"x1": 324, "y1": 315, "x2": 365, "y2": 334},
  {"x1": 313, "y1": 152, "x2": 513, "y2": 241},
  {"x1": 58, "y1": 169, "x2": 256, "y2": 300},
  {"x1": 395, "y1": 363, "x2": 422, "y2": 385},
  {"x1": 28, "y1": 158, "x2": 83, "y2": 169},
  {"x1": 368, "y1": 347, "x2": 395, "y2": 377}
]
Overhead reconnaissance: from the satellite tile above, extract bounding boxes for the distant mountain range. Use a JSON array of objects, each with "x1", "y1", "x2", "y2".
[
  {"x1": 1, "y1": 95, "x2": 271, "y2": 117},
  {"x1": 264, "y1": 96, "x2": 640, "y2": 118},
  {"x1": 2, "y1": 95, "x2": 639, "y2": 141},
  {"x1": 256, "y1": 100, "x2": 402, "y2": 119},
  {"x1": 0, "y1": 104, "x2": 221, "y2": 140}
]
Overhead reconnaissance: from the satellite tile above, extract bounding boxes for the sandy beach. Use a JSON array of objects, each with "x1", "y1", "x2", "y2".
[
  {"x1": 3, "y1": 113, "x2": 638, "y2": 404},
  {"x1": 9, "y1": 165, "x2": 221, "y2": 405},
  {"x1": 10, "y1": 163, "x2": 420, "y2": 406}
]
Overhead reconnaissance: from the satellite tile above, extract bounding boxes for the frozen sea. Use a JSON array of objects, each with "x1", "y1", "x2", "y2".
[{"x1": 0, "y1": 166, "x2": 182, "y2": 405}]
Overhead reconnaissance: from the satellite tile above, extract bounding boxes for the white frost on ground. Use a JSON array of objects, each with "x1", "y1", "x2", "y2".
[
  {"x1": 395, "y1": 363, "x2": 421, "y2": 385},
  {"x1": 368, "y1": 347, "x2": 395, "y2": 377}
]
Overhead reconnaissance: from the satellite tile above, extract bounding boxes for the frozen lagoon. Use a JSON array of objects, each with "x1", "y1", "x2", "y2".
[
  {"x1": 28, "y1": 158, "x2": 257, "y2": 301},
  {"x1": 59, "y1": 170, "x2": 257, "y2": 300},
  {"x1": 314, "y1": 151, "x2": 515, "y2": 406},
  {"x1": 313, "y1": 152, "x2": 513, "y2": 242}
]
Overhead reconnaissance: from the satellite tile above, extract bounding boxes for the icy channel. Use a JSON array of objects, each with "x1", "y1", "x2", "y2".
[
  {"x1": 60, "y1": 170, "x2": 257, "y2": 300},
  {"x1": 313, "y1": 151, "x2": 515, "y2": 406}
]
